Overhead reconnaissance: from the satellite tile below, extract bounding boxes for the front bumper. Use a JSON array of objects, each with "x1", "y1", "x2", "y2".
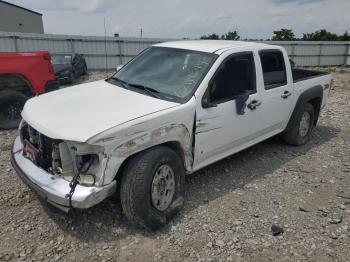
[
  {"x1": 55, "y1": 73, "x2": 72, "y2": 84},
  {"x1": 11, "y1": 136, "x2": 116, "y2": 211}
]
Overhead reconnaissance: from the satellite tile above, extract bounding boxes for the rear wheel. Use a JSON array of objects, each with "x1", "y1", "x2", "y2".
[
  {"x1": 68, "y1": 72, "x2": 74, "y2": 84},
  {"x1": 120, "y1": 146, "x2": 185, "y2": 230},
  {"x1": 283, "y1": 102, "x2": 315, "y2": 146},
  {"x1": 0, "y1": 90, "x2": 27, "y2": 129},
  {"x1": 83, "y1": 64, "x2": 88, "y2": 75}
]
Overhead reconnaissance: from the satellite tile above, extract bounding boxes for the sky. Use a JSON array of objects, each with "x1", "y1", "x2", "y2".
[{"x1": 7, "y1": 0, "x2": 350, "y2": 39}]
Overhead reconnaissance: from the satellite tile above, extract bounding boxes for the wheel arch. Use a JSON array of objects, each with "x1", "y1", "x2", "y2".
[
  {"x1": 104, "y1": 123, "x2": 194, "y2": 186},
  {"x1": 113, "y1": 140, "x2": 189, "y2": 194},
  {"x1": 0, "y1": 73, "x2": 35, "y2": 97},
  {"x1": 285, "y1": 85, "x2": 323, "y2": 132}
]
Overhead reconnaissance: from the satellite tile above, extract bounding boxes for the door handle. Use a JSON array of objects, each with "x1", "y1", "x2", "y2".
[
  {"x1": 247, "y1": 100, "x2": 261, "y2": 110},
  {"x1": 281, "y1": 91, "x2": 292, "y2": 99}
]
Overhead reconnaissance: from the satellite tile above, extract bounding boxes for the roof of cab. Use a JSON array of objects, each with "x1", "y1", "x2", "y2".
[{"x1": 153, "y1": 40, "x2": 273, "y2": 54}]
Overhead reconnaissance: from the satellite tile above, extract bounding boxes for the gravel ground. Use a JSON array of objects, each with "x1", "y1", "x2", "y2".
[{"x1": 1, "y1": 68, "x2": 350, "y2": 261}]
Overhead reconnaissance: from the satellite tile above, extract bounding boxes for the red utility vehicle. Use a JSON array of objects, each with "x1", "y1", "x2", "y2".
[{"x1": 0, "y1": 51, "x2": 59, "y2": 129}]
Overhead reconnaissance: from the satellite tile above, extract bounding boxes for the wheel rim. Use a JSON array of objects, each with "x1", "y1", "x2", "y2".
[
  {"x1": 0, "y1": 101, "x2": 22, "y2": 121},
  {"x1": 151, "y1": 164, "x2": 175, "y2": 211},
  {"x1": 299, "y1": 111, "x2": 311, "y2": 137}
]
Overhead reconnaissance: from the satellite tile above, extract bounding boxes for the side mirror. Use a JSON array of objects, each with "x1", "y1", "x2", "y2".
[
  {"x1": 202, "y1": 96, "x2": 217, "y2": 108},
  {"x1": 116, "y1": 65, "x2": 124, "y2": 71},
  {"x1": 202, "y1": 81, "x2": 217, "y2": 108},
  {"x1": 235, "y1": 92, "x2": 250, "y2": 115}
]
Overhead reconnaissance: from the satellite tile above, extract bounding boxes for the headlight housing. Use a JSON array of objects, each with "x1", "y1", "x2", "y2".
[{"x1": 62, "y1": 142, "x2": 105, "y2": 187}]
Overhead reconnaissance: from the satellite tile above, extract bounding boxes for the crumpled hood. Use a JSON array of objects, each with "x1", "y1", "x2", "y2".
[{"x1": 22, "y1": 80, "x2": 179, "y2": 142}]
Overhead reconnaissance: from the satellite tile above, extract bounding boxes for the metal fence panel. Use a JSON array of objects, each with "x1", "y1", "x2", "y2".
[
  {"x1": 293, "y1": 56, "x2": 319, "y2": 67},
  {"x1": 295, "y1": 44, "x2": 321, "y2": 56},
  {"x1": 0, "y1": 37, "x2": 16, "y2": 52},
  {"x1": 321, "y1": 44, "x2": 346, "y2": 55},
  {"x1": 320, "y1": 56, "x2": 345, "y2": 66},
  {"x1": 0, "y1": 31, "x2": 349, "y2": 69}
]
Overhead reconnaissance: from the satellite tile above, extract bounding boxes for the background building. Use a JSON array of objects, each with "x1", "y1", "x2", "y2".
[{"x1": 0, "y1": 0, "x2": 44, "y2": 33}]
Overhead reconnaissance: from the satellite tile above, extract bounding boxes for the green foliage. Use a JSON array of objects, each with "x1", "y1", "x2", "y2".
[
  {"x1": 339, "y1": 31, "x2": 350, "y2": 41},
  {"x1": 272, "y1": 29, "x2": 295, "y2": 41},
  {"x1": 221, "y1": 30, "x2": 240, "y2": 40},
  {"x1": 200, "y1": 28, "x2": 349, "y2": 41},
  {"x1": 200, "y1": 30, "x2": 240, "y2": 40},
  {"x1": 302, "y1": 29, "x2": 339, "y2": 41},
  {"x1": 200, "y1": 33, "x2": 220, "y2": 40}
]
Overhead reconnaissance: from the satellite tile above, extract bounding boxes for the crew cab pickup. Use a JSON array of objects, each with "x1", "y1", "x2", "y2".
[
  {"x1": 0, "y1": 51, "x2": 59, "y2": 129},
  {"x1": 11, "y1": 41, "x2": 332, "y2": 229}
]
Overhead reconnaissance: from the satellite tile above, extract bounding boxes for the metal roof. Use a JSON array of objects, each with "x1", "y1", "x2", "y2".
[
  {"x1": 0, "y1": 0, "x2": 42, "y2": 16},
  {"x1": 153, "y1": 40, "x2": 272, "y2": 53}
]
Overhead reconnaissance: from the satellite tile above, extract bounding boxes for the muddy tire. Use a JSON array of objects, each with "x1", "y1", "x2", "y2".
[
  {"x1": 0, "y1": 90, "x2": 27, "y2": 129},
  {"x1": 120, "y1": 146, "x2": 185, "y2": 230},
  {"x1": 283, "y1": 102, "x2": 315, "y2": 146}
]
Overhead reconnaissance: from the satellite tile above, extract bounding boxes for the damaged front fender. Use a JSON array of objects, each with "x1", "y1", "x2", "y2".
[
  {"x1": 100, "y1": 123, "x2": 193, "y2": 185},
  {"x1": 87, "y1": 98, "x2": 197, "y2": 185},
  {"x1": 116, "y1": 123, "x2": 193, "y2": 167}
]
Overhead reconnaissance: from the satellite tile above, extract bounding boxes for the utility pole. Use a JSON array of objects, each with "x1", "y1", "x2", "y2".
[
  {"x1": 140, "y1": 28, "x2": 143, "y2": 38},
  {"x1": 104, "y1": 18, "x2": 108, "y2": 75}
]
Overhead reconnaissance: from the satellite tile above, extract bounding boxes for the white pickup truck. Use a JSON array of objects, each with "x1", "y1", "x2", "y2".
[{"x1": 11, "y1": 41, "x2": 332, "y2": 229}]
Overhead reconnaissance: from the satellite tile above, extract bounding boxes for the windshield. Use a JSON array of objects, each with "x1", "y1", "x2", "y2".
[
  {"x1": 52, "y1": 55, "x2": 72, "y2": 65},
  {"x1": 109, "y1": 47, "x2": 217, "y2": 102}
]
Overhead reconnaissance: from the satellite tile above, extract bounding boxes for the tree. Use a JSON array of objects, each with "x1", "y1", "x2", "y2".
[
  {"x1": 200, "y1": 33, "x2": 220, "y2": 40},
  {"x1": 302, "y1": 29, "x2": 338, "y2": 41},
  {"x1": 339, "y1": 31, "x2": 350, "y2": 41},
  {"x1": 221, "y1": 30, "x2": 240, "y2": 40},
  {"x1": 272, "y1": 29, "x2": 295, "y2": 41}
]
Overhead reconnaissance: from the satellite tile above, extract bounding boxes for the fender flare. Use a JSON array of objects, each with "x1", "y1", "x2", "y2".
[
  {"x1": 0, "y1": 73, "x2": 35, "y2": 96},
  {"x1": 285, "y1": 85, "x2": 323, "y2": 132}
]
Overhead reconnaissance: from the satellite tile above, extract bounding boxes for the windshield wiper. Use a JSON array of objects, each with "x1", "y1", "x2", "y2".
[
  {"x1": 127, "y1": 83, "x2": 161, "y2": 99},
  {"x1": 110, "y1": 77, "x2": 129, "y2": 89},
  {"x1": 109, "y1": 77, "x2": 161, "y2": 99}
]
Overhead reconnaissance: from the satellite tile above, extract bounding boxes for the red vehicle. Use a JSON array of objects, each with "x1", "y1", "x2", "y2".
[{"x1": 0, "y1": 51, "x2": 59, "y2": 129}]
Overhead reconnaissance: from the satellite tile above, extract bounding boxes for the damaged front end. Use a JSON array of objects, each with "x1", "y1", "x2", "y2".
[
  {"x1": 20, "y1": 121, "x2": 107, "y2": 186},
  {"x1": 11, "y1": 121, "x2": 116, "y2": 212}
]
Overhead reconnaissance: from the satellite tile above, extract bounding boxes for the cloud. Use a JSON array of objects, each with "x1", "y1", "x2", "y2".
[
  {"x1": 10, "y1": 0, "x2": 115, "y2": 13},
  {"x1": 6, "y1": 0, "x2": 350, "y2": 39},
  {"x1": 272, "y1": 0, "x2": 326, "y2": 4}
]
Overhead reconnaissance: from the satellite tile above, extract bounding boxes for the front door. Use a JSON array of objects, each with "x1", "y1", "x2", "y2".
[{"x1": 194, "y1": 51, "x2": 266, "y2": 169}]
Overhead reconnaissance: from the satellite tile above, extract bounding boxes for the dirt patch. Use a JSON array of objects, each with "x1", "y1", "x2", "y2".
[{"x1": 0, "y1": 68, "x2": 350, "y2": 261}]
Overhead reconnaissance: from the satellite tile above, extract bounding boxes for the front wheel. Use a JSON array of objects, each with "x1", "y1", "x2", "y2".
[
  {"x1": 120, "y1": 146, "x2": 185, "y2": 230},
  {"x1": 0, "y1": 90, "x2": 27, "y2": 129},
  {"x1": 283, "y1": 102, "x2": 315, "y2": 146}
]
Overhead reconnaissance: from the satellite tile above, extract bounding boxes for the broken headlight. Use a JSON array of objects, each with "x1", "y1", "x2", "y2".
[
  {"x1": 63, "y1": 142, "x2": 105, "y2": 187},
  {"x1": 75, "y1": 154, "x2": 99, "y2": 187}
]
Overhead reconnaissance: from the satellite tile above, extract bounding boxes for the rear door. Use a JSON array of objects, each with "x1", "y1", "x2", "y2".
[{"x1": 256, "y1": 49, "x2": 295, "y2": 132}]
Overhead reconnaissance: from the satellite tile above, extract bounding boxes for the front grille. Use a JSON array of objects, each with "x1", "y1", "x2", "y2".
[{"x1": 20, "y1": 123, "x2": 61, "y2": 171}]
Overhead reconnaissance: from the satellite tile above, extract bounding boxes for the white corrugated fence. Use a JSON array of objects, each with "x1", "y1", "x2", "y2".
[{"x1": 0, "y1": 31, "x2": 349, "y2": 69}]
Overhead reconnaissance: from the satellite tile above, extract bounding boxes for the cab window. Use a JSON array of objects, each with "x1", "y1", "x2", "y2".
[
  {"x1": 259, "y1": 50, "x2": 287, "y2": 89},
  {"x1": 209, "y1": 52, "x2": 256, "y2": 104}
]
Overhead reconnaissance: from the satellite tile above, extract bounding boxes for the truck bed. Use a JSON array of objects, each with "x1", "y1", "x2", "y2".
[{"x1": 292, "y1": 68, "x2": 329, "y2": 83}]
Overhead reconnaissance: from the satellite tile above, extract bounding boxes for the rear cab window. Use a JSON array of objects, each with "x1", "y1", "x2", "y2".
[{"x1": 259, "y1": 50, "x2": 287, "y2": 90}]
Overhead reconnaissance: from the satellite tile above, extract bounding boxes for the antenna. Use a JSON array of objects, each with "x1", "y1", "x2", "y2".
[{"x1": 104, "y1": 17, "x2": 108, "y2": 76}]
